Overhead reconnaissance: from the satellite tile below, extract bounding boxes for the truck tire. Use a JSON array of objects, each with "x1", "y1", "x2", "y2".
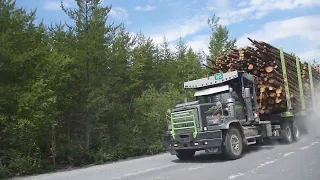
[
  {"x1": 281, "y1": 121, "x2": 293, "y2": 144},
  {"x1": 292, "y1": 121, "x2": 300, "y2": 141},
  {"x1": 176, "y1": 150, "x2": 195, "y2": 161},
  {"x1": 222, "y1": 127, "x2": 243, "y2": 160}
]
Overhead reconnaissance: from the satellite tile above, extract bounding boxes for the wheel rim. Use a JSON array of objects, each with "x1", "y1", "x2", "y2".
[
  {"x1": 230, "y1": 134, "x2": 241, "y2": 154},
  {"x1": 293, "y1": 124, "x2": 299, "y2": 139},
  {"x1": 286, "y1": 126, "x2": 292, "y2": 140}
]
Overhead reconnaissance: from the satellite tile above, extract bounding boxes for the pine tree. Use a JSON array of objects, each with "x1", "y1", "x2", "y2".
[
  {"x1": 61, "y1": 0, "x2": 119, "y2": 150},
  {"x1": 207, "y1": 15, "x2": 237, "y2": 66}
]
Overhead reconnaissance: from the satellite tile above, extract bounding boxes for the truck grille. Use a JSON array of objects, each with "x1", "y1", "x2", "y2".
[{"x1": 171, "y1": 109, "x2": 197, "y2": 136}]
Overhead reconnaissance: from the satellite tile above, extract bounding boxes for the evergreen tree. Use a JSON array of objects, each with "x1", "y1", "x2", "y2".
[
  {"x1": 207, "y1": 15, "x2": 237, "y2": 67},
  {"x1": 0, "y1": 1, "x2": 236, "y2": 177},
  {"x1": 60, "y1": 0, "x2": 119, "y2": 150}
]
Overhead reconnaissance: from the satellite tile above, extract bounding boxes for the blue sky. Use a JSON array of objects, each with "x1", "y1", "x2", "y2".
[{"x1": 16, "y1": 0, "x2": 320, "y2": 62}]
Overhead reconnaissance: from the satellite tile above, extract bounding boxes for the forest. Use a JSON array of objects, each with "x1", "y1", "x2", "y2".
[{"x1": 0, "y1": 0, "x2": 236, "y2": 178}]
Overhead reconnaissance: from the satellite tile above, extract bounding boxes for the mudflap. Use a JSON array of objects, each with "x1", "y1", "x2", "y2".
[
  {"x1": 294, "y1": 115, "x2": 308, "y2": 135},
  {"x1": 169, "y1": 150, "x2": 178, "y2": 155}
]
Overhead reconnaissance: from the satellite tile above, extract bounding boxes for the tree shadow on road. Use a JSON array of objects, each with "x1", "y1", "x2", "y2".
[
  {"x1": 244, "y1": 144, "x2": 275, "y2": 155},
  {"x1": 171, "y1": 153, "x2": 226, "y2": 164},
  {"x1": 171, "y1": 141, "x2": 278, "y2": 164}
]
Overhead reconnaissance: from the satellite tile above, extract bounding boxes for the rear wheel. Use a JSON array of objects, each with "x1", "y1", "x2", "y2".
[
  {"x1": 222, "y1": 127, "x2": 243, "y2": 160},
  {"x1": 281, "y1": 121, "x2": 293, "y2": 144},
  {"x1": 292, "y1": 121, "x2": 300, "y2": 141},
  {"x1": 176, "y1": 150, "x2": 195, "y2": 161}
]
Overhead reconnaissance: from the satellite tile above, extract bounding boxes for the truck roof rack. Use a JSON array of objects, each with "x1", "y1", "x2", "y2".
[
  {"x1": 184, "y1": 71, "x2": 239, "y2": 89},
  {"x1": 184, "y1": 71, "x2": 257, "y2": 89}
]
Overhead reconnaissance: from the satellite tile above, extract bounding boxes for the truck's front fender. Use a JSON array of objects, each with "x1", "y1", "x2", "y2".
[
  {"x1": 220, "y1": 117, "x2": 241, "y2": 129},
  {"x1": 219, "y1": 118, "x2": 246, "y2": 143},
  {"x1": 207, "y1": 118, "x2": 242, "y2": 130}
]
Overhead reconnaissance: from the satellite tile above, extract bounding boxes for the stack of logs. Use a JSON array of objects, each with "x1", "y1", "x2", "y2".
[
  {"x1": 301, "y1": 62, "x2": 320, "y2": 108},
  {"x1": 209, "y1": 37, "x2": 320, "y2": 115}
]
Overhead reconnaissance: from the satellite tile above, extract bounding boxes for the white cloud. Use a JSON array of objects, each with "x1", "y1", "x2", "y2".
[
  {"x1": 236, "y1": 15, "x2": 320, "y2": 61},
  {"x1": 171, "y1": 15, "x2": 320, "y2": 60},
  {"x1": 148, "y1": 14, "x2": 209, "y2": 44},
  {"x1": 144, "y1": 0, "x2": 319, "y2": 60},
  {"x1": 147, "y1": 0, "x2": 320, "y2": 48},
  {"x1": 237, "y1": 1, "x2": 249, "y2": 7},
  {"x1": 207, "y1": 0, "x2": 231, "y2": 11},
  {"x1": 135, "y1": 5, "x2": 157, "y2": 11},
  {"x1": 44, "y1": 0, "x2": 71, "y2": 11},
  {"x1": 148, "y1": 0, "x2": 169, "y2": 3},
  {"x1": 236, "y1": 15, "x2": 320, "y2": 47},
  {"x1": 109, "y1": 7, "x2": 129, "y2": 22},
  {"x1": 192, "y1": 0, "x2": 199, "y2": 3},
  {"x1": 298, "y1": 49, "x2": 320, "y2": 62},
  {"x1": 214, "y1": 0, "x2": 320, "y2": 25},
  {"x1": 186, "y1": 35, "x2": 210, "y2": 54}
]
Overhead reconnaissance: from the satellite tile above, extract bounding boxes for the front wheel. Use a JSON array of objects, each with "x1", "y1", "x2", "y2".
[
  {"x1": 222, "y1": 127, "x2": 244, "y2": 160},
  {"x1": 176, "y1": 150, "x2": 195, "y2": 161}
]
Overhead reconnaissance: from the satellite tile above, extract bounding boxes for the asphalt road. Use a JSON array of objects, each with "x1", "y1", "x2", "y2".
[{"x1": 13, "y1": 133, "x2": 320, "y2": 180}]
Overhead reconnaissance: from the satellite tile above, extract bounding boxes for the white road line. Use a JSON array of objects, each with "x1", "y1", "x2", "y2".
[
  {"x1": 311, "y1": 141, "x2": 319, "y2": 146},
  {"x1": 265, "y1": 160, "x2": 277, "y2": 165},
  {"x1": 187, "y1": 165, "x2": 204, "y2": 171},
  {"x1": 283, "y1": 152, "x2": 295, "y2": 157},
  {"x1": 251, "y1": 159, "x2": 277, "y2": 172},
  {"x1": 179, "y1": 165, "x2": 204, "y2": 172},
  {"x1": 300, "y1": 146, "x2": 310, "y2": 150},
  {"x1": 110, "y1": 164, "x2": 175, "y2": 180},
  {"x1": 228, "y1": 173, "x2": 244, "y2": 179},
  {"x1": 257, "y1": 160, "x2": 276, "y2": 168}
]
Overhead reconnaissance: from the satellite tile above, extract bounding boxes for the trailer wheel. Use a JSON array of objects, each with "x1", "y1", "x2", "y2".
[
  {"x1": 292, "y1": 121, "x2": 300, "y2": 141},
  {"x1": 176, "y1": 150, "x2": 195, "y2": 161},
  {"x1": 281, "y1": 121, "x2": 293, "y2": 144},
  {"x1": 222, "y1": 127, "x2": 243, "y2": 160}
]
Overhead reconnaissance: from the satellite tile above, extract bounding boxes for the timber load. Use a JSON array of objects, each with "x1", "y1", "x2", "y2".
[
  {"x1": 208, "y1": 37, "x2": 320, "y2": 115},
  {"x1": 301, "y1": 62, "x2": 320, "y2": 108}
]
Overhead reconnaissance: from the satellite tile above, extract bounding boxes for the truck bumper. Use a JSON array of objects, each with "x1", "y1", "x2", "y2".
[{"x1": 165, "y1": 130, "x2": 223, "y2": 155}]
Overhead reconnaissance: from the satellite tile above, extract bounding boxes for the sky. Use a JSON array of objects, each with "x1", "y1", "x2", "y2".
[{"x1": 15, "y1": 0, "x2": 320, "y2": 62}]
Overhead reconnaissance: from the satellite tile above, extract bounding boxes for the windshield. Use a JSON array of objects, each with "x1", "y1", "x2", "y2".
[
  {"x1": 196, "y1": 91, "x2": 230, "y2": 104},
  {"x1": 196, "y1": 91, "x2": 240, "y2": 104}
]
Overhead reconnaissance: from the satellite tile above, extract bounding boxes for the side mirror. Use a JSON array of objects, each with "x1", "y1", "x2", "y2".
[
  {"x1": 216, "y1": 101, "x2": 222, "y2": 108},
  {"x1": 244, "y1": 88, "x2": 251, "y2": 98},
  {"x1": 227, "y1": 98, "x2": 235, "y2": 103}
]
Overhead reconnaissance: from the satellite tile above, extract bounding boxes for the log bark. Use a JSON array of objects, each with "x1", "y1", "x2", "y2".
[{"x1": 208, "y1": 37, "x2": 320, "y2": 115}]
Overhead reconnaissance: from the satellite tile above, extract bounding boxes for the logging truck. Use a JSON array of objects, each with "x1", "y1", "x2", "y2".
[{"x1": 164, "y1": 50, "x2": 318, "y2": 160}]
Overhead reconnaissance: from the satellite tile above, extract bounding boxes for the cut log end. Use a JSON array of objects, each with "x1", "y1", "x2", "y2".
[
  {"x1": 265, "y1": 66, "x2": 273, "y2": 73},
  {"x1": 208, "y1": 37, "x2": 313, "y2": 116},
  {"x1": 248, "y1": 64, "x2": 254, "y2": 70},
  {"x1": 276, "y1": 88, "x2": 282, "y2": 94},
  {"x1": 276, "y1": 97, "x2": 282, "y2": 104}
]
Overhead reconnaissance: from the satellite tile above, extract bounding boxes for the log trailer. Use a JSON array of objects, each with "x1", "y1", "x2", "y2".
[{"x1": 165, "y1": 54, "x2": 318, "y2": 160}]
